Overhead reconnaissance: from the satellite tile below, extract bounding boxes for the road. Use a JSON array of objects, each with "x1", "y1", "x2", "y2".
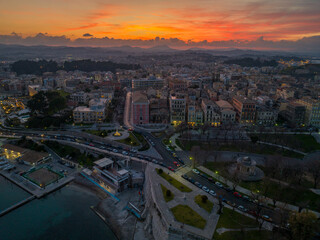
[{"x1": 185, "y1": 171, "x2": 287, "y2": 225}]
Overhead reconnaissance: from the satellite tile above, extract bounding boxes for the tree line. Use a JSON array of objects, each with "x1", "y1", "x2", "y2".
[
  {"x1": 11, "y1": 59, "x2": 141, "y2": 75},
  {"x1": 224, "y1": 57, "x2": 278, "y2": 67}
]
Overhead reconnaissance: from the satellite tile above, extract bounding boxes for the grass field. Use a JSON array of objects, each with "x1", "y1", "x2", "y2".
[
  {"x1": 157, "y1": 169, "x2": 192, "y2": 192},
  {"x1": 215, "y1": 207, "x2": 258, "y2": 229},
  {"x1": 240, "y1": 180, "x2": 320, "y2": 212},
  {"x1": 177, "y1": 139, "x2": 304, "y2": 158},
  {"x1": 195, "y1": 195, "x2": 214, "y2": 213},
  {"x1": 171, "y1": 205, "x2": 207, "y2": 229},
  {"x1": 250, "y1": 134, "x2": 320, "y2": 153},
  {"x1": 116, "y1": 132, "x2": 140, "y2": 146},
  {"x1": 161, "y1": 184, "x2": 174, "y2": 202}
]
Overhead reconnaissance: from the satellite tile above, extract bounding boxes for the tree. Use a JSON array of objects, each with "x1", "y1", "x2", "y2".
[
  {"x1": 307, "y1": 158, "x2": 320, "y2": 188},
  {"x1": 201, "y1": 195, "x2": 208, "y2": 203},
  {"x1": 158, "y1": 168, "x2": 163, "y2": 174},
  {"x1": 288, "y1": 211, "x2": 317, "y2": 240}
]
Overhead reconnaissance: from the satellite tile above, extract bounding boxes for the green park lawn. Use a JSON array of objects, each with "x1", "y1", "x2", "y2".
[
  {"x1": 157, "y1": 169, "x2": 192, "y2": 192},
  {"x1": 171, "y1": 205, "x2": 207, "y2": 229},
  {"x1": 195, "y1": 195, "x2": 214, "y2": 213},
  {"x1": 240, "y1": 180, "x2": 320, "y2": 212},
  {"x1": 116, "y1": 132, "x2": 140, "y2": 146},
  {"x1": 213, "y1": 208, "x2": 276, "y2": 240},
  {"x1": 161, "y1": 184, "x2": 174, "y2": 202}
]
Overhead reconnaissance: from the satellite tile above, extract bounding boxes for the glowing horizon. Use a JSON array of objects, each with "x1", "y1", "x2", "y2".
[{"x1": 1, "y1": 0, "x2": 319, "y2": 42}]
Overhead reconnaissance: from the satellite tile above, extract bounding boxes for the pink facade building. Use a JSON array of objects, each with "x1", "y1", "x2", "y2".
[{"x1": 132, "y1": 91, "x2": 149, "y2": 125}]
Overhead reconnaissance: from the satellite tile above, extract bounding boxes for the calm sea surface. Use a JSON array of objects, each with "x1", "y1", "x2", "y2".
[{"x1": 0, "y1": 176, "x2": 117, "y2": 240}]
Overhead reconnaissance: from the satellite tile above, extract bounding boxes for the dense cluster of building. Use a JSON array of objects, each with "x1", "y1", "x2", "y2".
[{"x1": 0, "y1": 58, "x2": 319, "y2": 129}]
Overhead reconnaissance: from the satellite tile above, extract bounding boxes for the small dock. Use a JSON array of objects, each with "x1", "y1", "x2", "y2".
[{"x1": 0, "y1": 195, "x2": 35, "y2": 217}]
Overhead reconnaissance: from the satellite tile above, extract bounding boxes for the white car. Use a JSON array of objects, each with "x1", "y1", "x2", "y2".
[
  {"x1": 202, "y1": 186, "x2": 209, "y2": 192},
  {"x1": 209, "y1": 190, "x2": 216, "y2": 196},
  {"x1": 215, "y1": 182, "x2": 223, "y2": 188},
  {"x1": 192, "y1": 169, "x2": 200, "y2": 174}
]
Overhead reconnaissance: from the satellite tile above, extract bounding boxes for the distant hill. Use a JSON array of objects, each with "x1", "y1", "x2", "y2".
[{"x1": 0, "y1": 43, "x2": 308, "y2": 61}]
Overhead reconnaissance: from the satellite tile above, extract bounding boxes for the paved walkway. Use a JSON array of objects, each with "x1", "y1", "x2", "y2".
[
  {"x1": 149, "y1": 165, "x2": 220, "y2": 239},
  {"x1": 169, "y1": 133, "x2": 183, "y2": 151},
  {"x1": 216, "y1": 227, "x2": 260, "y2": 235},
  {"x1": 197, "y1": 166, "x2": 320, "y2": 217},
  {"x1": 258, "y1": 141, "x2": 306, "y2": 155}
]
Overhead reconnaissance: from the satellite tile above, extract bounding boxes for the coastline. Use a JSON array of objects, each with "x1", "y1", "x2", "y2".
[{"x1": 68, "y1": 174, "x2": 124, "y2": 240}]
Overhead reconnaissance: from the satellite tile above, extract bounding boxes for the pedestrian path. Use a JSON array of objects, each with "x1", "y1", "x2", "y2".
[
  {"x1": 258, "y1": 141, "x2": 306, "y2": 155},
  {"x1": 149, "y1": 165, "x2": 220, "y2": 239},
  {"x1": 169, "y1": 133, "x2": 183, "y2": 151}
]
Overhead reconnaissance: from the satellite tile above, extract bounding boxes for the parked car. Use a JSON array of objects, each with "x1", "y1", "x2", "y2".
[
  {"x1": 208, "y1": 177, "x2": 214, "y2": 182},
  {"x1": 168, "y1": 166, "x2": 174, "y2": 172},
  {"x1": 202, "y1": 186, "x2": 209, "y2": 192},
  {"x1": 192, "y1": 169, "x2": 200, "y2": 174},
  {"x1": 243, "y1": 195, "x2": 251, "y2": 201},
  {"x1": 188, "y1": 178, "x2": 195, "y2": 184},
  {"x1": 238, "y1": 205, "x2": 247, "y2": 212},
  {"x1": 248, "y1": 210, "x2": 258, "y2": 217},
  {"x1": 215, "y1": 182, "x2": 223, "y2": 188},
  {"x1": 181, "y1": 174, "x2": 188, "y2": 179},
  {"x1": 195, "y1": 182, "x2": 203, "y2": 188},
  {"x1": 209, "y1": 190, "x2": 217, "y2": 196},
  {"x1": 173, "y1": 161, "x2": 180, "y2": 167},
  {"x1": 223, "y1": 186, "x2": 232, "y2": 192},
  {"x1": 233, "y1": 192, "x2": 242, "y2": 198}
]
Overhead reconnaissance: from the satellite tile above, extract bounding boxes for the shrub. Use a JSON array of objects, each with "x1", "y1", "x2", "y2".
[{"x1": 166, "y1": 189, "x2": 172, "y2": 197}]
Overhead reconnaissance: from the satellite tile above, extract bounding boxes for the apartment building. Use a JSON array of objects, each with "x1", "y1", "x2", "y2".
[
  {"x1": 296, "y1": 98, "x2": 320, "y2": 128},
  {"x1": 187, "y1": 103, "x2": 203, "y2": 126},
  {"x1": 201, "y1": 99, "x2": 220, "y2": 126},
  {"x1": 215, "y1": 100, "x2": 236, "y2": 124},
  {"x1": 284, "y1": 102, "x2": 306, "y2": 127},
  {"x1": 132, "y1": 76, "x2": 164, "y2": 90},
  {"x1": 256, "y1": 106, "x2": 278, "y2": 126},
  {"x1": 132, "y1": 91, "x2": 149, "y2": 125},
  {"x1": 70, "y1": 91, "x2": 89, "y2": 104},
  {"x1": 73, "y1": 98, "x2": 107, "y2": 123},
  {"x1": 170, "y1": 94, "x2": 186, "y2": 125},
  {"x1": 232, "y1": 96, "x2": 256, "y2": 125}
]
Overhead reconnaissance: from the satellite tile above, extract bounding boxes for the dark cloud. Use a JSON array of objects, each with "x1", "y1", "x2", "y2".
[
  {"x1": 83, "y1": 33, "x2": 93, "y2": 37},
  {"x1": 0, "y1": 32, "x2": 319, "y2": 54}
]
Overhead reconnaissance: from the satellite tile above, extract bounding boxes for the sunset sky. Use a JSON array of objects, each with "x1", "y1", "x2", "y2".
[{"x1": 1, "y1": 0, "x2": 319, "y2": 42}]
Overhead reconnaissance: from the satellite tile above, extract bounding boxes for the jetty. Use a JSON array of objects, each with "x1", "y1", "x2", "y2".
[{"x1": 0, "y1": 196, "x2": 35, "y2": 217}]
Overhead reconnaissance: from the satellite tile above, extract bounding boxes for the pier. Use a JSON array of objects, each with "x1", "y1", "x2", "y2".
[
  {"x1": 0, "y1": 196, "x2": 35, "y2": 217},
  {"x1": 0, "y1": 169, "x2": 74, "y2": 217}
]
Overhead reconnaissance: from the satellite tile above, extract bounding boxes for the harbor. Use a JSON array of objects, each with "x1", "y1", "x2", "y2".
[{"x1": 0, "y1": 175, "x2": 117, "y2": 240}]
